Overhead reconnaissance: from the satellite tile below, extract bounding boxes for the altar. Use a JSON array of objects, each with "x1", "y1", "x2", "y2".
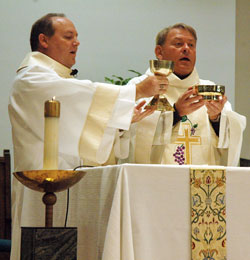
[{"x1": 11, "y1": 164, "x2": 250, "y2": 260}]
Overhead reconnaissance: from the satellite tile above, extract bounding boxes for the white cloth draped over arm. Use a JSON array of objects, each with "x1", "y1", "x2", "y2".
[
  {"x1": 217, "y1": 101, "x2": 246, "y2": 166},
  {"x1": 219, "y1": 111, "x2": 246, "y2": 166},
  {"x1": 227, "y1": 111, "x2": 246, "y2": 166}
]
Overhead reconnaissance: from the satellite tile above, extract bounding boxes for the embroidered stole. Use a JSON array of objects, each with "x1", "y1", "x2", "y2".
[{"x1": 190, "y1": 168, "x2": 227, "y2": 260}]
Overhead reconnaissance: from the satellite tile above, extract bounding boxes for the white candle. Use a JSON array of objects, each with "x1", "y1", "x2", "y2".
[{"x1": 43, "y1": 97, "x2": 60, "y2": 170}]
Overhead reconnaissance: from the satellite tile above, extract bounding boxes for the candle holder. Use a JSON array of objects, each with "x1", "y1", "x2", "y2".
[
  {"x1": 13, "y1": 169, "x2": 85, "y2": 227},
  {"x1": 14, "y1": 170, "x2": 85, "y2": 259}
]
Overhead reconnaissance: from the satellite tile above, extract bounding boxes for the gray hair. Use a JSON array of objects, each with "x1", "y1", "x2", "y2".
[{"x1": 156, "y1": 23, "x2": 197, "y2": 46}]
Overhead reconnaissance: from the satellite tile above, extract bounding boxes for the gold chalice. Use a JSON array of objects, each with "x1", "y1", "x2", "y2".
[
  {"x1": 148, "y1": 60, "x2": 175, "y2": 112},
  {"x1": 13, "y1": 169, "x2": 86, "y2": 227},
  {"x1": 195, "y1": 85, "x2": 225, "y2": 100}
]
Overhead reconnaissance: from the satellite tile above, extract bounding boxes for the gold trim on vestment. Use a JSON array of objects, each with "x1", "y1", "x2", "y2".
[{"x1": 78, "y1": 84, "x2": 119, "y2": 165}]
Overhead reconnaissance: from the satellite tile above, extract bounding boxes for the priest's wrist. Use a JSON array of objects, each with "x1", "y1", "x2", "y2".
[
  {"x1": 135, "y1": 83, "x2": 144, "y2": 100},
  {"x1": 209, "y1": 114, "x2": 221, "y2": 122},
  {"x1": 209, "y1": 114, "x2": 221, "y2": 136}
]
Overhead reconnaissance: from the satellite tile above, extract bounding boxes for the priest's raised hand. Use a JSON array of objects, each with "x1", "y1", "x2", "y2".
[
  {"x1": 135, "y1": 74, "x2": 168, "y2": 100},
  {"x1": 174, "y1": 87, "x2": 205, "y2": 117}
]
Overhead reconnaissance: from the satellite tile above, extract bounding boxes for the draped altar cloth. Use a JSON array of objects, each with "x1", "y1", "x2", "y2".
[{"x1": 11, "y1": 164, "x2": 250, "y2": 260}]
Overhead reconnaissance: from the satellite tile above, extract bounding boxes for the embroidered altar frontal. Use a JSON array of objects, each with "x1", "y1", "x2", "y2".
[{"x1": 190, "y1": 168, "x2": 226, "y2": 260}]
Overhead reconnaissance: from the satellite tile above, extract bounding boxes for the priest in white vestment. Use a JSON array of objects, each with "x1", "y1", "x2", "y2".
[
  {"x1": 124, "y1": 23, "x2": 246, "y2": 166},
  {"x1": 8, "y1": 13, "x2": 168, "y2": 172}
]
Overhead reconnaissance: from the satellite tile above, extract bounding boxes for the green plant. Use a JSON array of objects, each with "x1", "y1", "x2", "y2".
[{"x1": 105, "y1": 69, "x2": 142, "y2": 85}]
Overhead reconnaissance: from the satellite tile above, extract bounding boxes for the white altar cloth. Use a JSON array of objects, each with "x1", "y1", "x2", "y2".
[{"x1": 11, "y1": 164, "x2": 250, "y2": 260}]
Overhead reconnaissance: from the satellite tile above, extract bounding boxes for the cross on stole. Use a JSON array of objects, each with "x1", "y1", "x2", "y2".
[{"x1": 175, "y1": 125, "x2": 201, "y2": 164}]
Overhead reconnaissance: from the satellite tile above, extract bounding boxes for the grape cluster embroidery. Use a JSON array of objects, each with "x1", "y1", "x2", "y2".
[{"x1": 173, "y1": 144, "x2": 185, "y2": 165}]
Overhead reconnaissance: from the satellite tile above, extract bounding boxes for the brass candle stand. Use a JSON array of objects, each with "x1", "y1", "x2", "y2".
[{"x1": 13, "y1": 169, "x2": 85, "y2": 227}]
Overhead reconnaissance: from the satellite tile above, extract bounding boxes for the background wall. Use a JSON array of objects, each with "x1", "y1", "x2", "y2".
[
  {"x1": 1, "y1": 0, "x2": 247, "y2": 165},
  {"x1": 235, "y1": 0, "x2": 250, "y2": 160}
]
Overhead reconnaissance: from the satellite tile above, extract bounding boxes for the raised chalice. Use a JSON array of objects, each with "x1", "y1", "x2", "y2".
[
  {"x1": 148, "y1": 59, "x2": 175, "y2": 112},
  {"x1": 195, "y1": 85, "x2": 225, "y2": 100}
]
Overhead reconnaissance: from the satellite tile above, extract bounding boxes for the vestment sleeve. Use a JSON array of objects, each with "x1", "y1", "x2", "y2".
[{"x1": 9, "y1": 65, "x2": 136, "y2": 169}]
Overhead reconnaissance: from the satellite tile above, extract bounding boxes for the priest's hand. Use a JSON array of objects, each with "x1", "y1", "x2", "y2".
[
  {"x1": 175, "y1": 87, "x2": 205, "y2": 117},
  {"x1": 205, "y1": 95, "x2": 227, "y2": 121},
  {"x1": 135, "y1": 75, "x2": 168, "y2": 100},
  {"x1": 131, "y1": 100, "x2": 155, "y2": 123}
]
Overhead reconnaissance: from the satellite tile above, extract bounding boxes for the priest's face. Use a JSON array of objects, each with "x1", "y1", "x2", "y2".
[
  {"x1": 155, "y1": 28, "x2": 196, "y2": 78},
  {"x1": 42, "y1": 17, "x2": 80, "y2": 68}
]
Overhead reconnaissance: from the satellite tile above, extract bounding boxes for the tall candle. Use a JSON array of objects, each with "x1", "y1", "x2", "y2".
[{"x1": 43, "y1": 97, "x2": 60, "y2": 170}]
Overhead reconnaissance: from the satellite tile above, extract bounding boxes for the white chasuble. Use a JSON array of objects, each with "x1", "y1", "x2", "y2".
[
  {"x1": 127, "y1": 68, "x2": 246, "y2": 166},
  {"x1": 9, "y1": 52, "x2": 135, "y2": 171}
]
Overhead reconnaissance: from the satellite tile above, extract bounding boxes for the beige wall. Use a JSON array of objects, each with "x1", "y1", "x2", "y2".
[{"x1": 236, "y1": 0, "x2": 250, "y2": 159}]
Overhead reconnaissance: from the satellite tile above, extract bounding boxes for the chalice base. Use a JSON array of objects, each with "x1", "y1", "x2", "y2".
[{"x1": 147, "y1": 95, "x2": 175, "y2": 112}]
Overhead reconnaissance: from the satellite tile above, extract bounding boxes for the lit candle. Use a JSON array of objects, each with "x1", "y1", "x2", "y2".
[{"x1": 43, "y1": 97, "x2": 60, "y2": 170}]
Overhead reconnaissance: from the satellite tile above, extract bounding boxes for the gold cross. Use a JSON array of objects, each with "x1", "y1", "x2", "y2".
[{"x1": 175, "y1": 125, "x2": 201, "y2": 164}]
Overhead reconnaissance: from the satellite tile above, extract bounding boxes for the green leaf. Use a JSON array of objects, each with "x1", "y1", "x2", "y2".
[
  {"x1": 123, "y1": 78, "x2": 131, "y2": 84},
  {"x1": 181, "y1": 115, "x2": 188, "y2": 122},
  {"x1": 112, "y1": 75, "x2": 124, "y2": 81},
  {"x1": 104, "y1": 77, "x2": 114, "y2": 84},
  {"x1": 105, "y1": 69, "x2": 142, "y2": 85},
  {"x1": 128, "y1": 69, "x2": 142, "y2": 76},
  {"x1": 115, "y1": 80, "x2": 122, "y2": 85}
]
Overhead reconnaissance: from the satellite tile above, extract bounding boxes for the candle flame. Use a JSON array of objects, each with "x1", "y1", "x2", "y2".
[
  {"x1": 45, "y1": 177, "x2": 54, "y2": 182},
  {"x1": 52, "y1": 96, "x2": 55, "y2": 101}
]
